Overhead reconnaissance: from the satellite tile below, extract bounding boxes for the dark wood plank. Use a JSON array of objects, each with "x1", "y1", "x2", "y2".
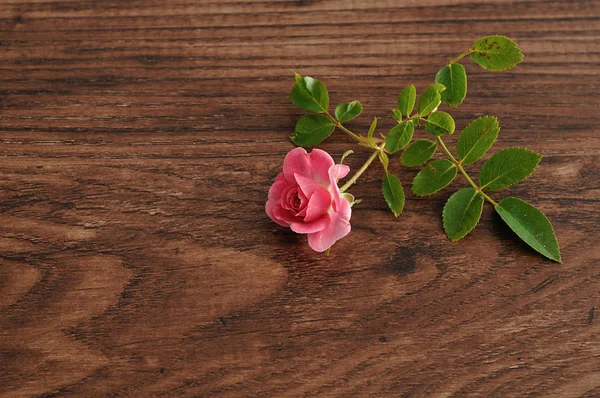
[{"x1": 0, "y1": 0, "x2": 599, "y2": 396}]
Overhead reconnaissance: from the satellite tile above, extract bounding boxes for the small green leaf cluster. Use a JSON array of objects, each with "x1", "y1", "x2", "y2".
[
  {"x1": 406, "y1": 37, "x2": 559, "y2": 262},
  {"x1": 287, "y1": 36, "x2": 560, "y2": 262},
  {"x1": 290, "y1": 73, "x2": 364, "y2": 147}
]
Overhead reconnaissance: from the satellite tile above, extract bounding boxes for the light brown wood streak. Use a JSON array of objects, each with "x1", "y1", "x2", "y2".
[{"x1": 0, "y1": 0, "x2": 599, "y2": 396}]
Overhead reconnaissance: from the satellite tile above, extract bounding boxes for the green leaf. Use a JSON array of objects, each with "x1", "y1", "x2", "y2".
[
  {"x1": 397, "y1": 85, "x2": 416, "y2": 117},
  {"x1": 335, "y1": 100, "x2": 362, "y2": 123},
  {"x1": 430, "y1": 83, "x2": 446, "y2": 92},
  {"x1": 478, "y1": 147, "x2": 541, "y2": 191},
  {"x1": 456, "y1": 116, "x2": 500, "y2": 165},
  {"x1": 290, "y1": 74, "x2": 329, "y2": 113},
  {"x1": 425, "y1": 111, "x2": 455, "y2": 136},
  {"x1": 382, "y1": 173, "x2": 405, "y2": 217},
  {"x1": 443, "y1": 188, "x2": 484, "y2": 241},
  {"x1": 435, "y1": 63, "x2": 467, "y2": 107},
  {"x1": 470, "y1": 36, "x2": 524, "y2": 71},
  {"x1": 392, "y1": 109, "x2": 403, "y2": 122},
  {"x1": 401, "y1": 139, "x2": 437, "y2": 167},
  {"x1": 385, "y1": 121, "x2": 414, "y2": 153},
  {"x1": 495, "y1": 197, "x2": 561, "y2": 262},
  {"x1": 417, "y1": 84, "x2": 444, "y2": 116},
  {"x1": 290, "y1": 114, "x2": 335, "y2": 147},
  {"x1": 412, "y1": 159, "x2": 457, "y2": 196}
]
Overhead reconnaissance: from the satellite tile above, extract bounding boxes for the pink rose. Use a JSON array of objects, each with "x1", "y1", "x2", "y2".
[{"x1": 266, "y1": 147, "x2": 352, "y2": 252}]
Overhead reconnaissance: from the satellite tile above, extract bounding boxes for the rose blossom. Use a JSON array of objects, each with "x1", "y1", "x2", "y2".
[{"x1": 266, "y1": 147, "x2": 352, "y2": 252}]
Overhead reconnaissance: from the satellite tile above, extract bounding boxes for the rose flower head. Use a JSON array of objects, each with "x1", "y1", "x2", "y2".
[{"x1": 266, "y1": 147, "x2": 352, "y2": 252}]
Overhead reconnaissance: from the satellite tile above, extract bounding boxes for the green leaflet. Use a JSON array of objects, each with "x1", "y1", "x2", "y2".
[
  {"x1": 290, "y1": 74, "x2": 329, "y2": 113},
  {"x1": 397, "y1": 85, "x2": 416, "y2": 117},
  {"x1": 425, "y1": 111, "x2": 455, "y2": 136},
  {"x1": 417, "y1": 84, "x2": 445, "y2": 116},
  {"x1": 335, "y1": 100, "x2": 362, "y2": 123},
  {"x1": 435, "y1": 63, "x2": 467, "y2": 107},
  {"x1": 479, "y1": 147, "x2": 541, "y2": 191},
  {"x1": 443, "y1": 188, "x2": 484, "y2": 241},
  {"x1": 383, "y1": 172, "x2": 405, "y2": 217},
  {"x1": 401, "y1": 139, "x2": 437, "y2": 167},
  {"x1": 367, "y1": 117, "x2": 377, "y2": 147},
  {"x1": 495, "y1": 197, "x2": 561, "y2": 262},
  {"x1": 290, "y1": 114, "x2": 335, "y2": 147},
  {"x1": 456, "y1": 116, "x2": 500, "y2": 165},
  {"x1": 470, "y1": 36, "x2": 524, "y2": 71},
  {"x1": 392, "y1": 109, "x2": 403, "y2": 122},
  {"x1": 385, "y1": 121, "x2": 414, "y2": 153},
  {"x1": 412, "y1": 159, "x2": 457, "y2": 196},
  {"x1": 430, "y1": 83, "x2": 446, "y2": 92}
]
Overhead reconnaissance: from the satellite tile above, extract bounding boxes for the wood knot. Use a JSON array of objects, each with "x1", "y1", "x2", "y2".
[{"x1": 387, "y1": 246, "x2": 416, "y2": 275}]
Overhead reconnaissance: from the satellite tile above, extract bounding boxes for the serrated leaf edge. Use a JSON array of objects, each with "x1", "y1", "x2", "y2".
[
  {"x1": 495, "y1": 198, "x2": 562, "y2": 263},
  {"x1": 292, "y1": 74, "x2": 329, "y2": 113},
  {"x1": 335, "y1": 100, "x2": 361, "y2": 123},
  {"x1": 411, "y1": 161, "x2": 458, "y2": 197},
  {"x1": 470, "y1": 35, "x2": 524, "y2": 72},
  {"x1": 383, "y1": 173, "x2": 405, "y2": 217},
  {"x1": 479, "y1": 147, "x2": 542, "y2": 191},
  {"x1": 436, "y1": 63, "x2": 467, "y2": 108},
  {"x1": 425, "y1": 111, "x2": 455, "y2": 136},
  {"x1": 442, "y1": 188, "x2": 484, "y2": 242},
  {"x1": 458, "y1": 115, "x2": 500, "y2": 165},
  {"x1": 290, "y1": 114, "x2": 336, "y2": 147},
  {"x1": 400, "y1": 140, "x2": 437, "y2": 167},
  {"x1": 385, "y1": 122, "x2": 414, "y2": 153},
  {"x1": 418, "y1": 89, "x2": 442, "y2": 116},
  {"x1": 398, "y1": 85, "x2": 416, "y2": 117}
]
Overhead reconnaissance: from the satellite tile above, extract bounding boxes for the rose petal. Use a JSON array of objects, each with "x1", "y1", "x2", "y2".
[
  {"x1": 328, "y1": 164, "x2": 350, "y2": 207},
  {"x1": 330, "y1": 164, "x2": 350, "y2": 181},
  {"x1": 268, "y1": 210, "x2": 289, "y2": 227},
  {"x1": 307, "y1": 199, "x2": 351, "y2": 252},
  {"x1": 272, "y1": 202, "x2": 298, "y2": 225},
  {"x1": 294, "y1": 173, "x2": 323, "y2": 198},
  {"x1": 332, "y1": 187, "x2": 352, "y2": 217},
  {"x1": 290, "y1": 214, "x2": 330, "y2": 234},
  {"x1": 283, "y1": 147, "x2": 334, "y2": 185},
  {"x1": 266, "y1": 173, "x2": 290, "y2": 227},
  {"x1": 280, "y1": 185, "x2": 298, "y2": 211},
  {"x1": 267, "y1": 173, "x2": 287, "y2": 201},
  {"x1": 298, "y1": 189, "x2": 308, "y2": 209},
  {"x1": 282, "y1": 147, "x2": 310, "y2": 184},
  {"x1": 307, "y1": 149, "x2": 336, "y2": 184},
  {"x1": 303, "y1": 186, "x2": 332, "y2": 223},
  {"x1": 295, "y1": 190, "x2": 310, "y2": 217}
]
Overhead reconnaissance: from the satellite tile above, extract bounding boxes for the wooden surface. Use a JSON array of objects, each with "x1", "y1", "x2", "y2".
[{"x1": 0, "y1": 0, "x2": 599, "y2": 396}]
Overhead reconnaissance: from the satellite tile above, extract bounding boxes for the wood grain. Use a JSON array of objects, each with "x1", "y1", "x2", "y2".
[{"x1": 0, "y1": 0, "x2": 599, "y2": 396}]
